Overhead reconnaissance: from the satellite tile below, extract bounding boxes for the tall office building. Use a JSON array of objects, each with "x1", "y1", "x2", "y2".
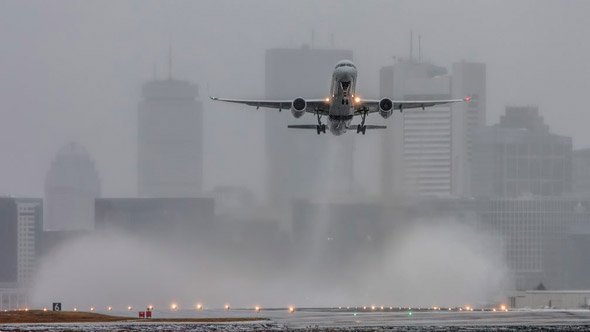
[
  {"x1": 45, "y1": 142, "x2": 101, "y2": 230},
  {"x1": 138, "y1": 78, "x2": 203, "y2": 197},
  {"x1": 0, "y1": 197, "x2": 17, "y2": 283},
  {"x1": 265, "y1": 46, "x2": 354, "y2": 205},
  {"x1": 451, "y1": 62, "x2": 486, "y2": 196},
  {"x1": 471, "y1": 106, "x2": 572, "y2": 197},
  {"x1": 0, "y1": 197, "x2": 42, "y2": 309},
  {"x1": 380, "y1": 59, "x2": 485, "y2": 197},
  {"x1": 380, "y1": 59, "x2": 453, "y2": 196},
  {"x1": 15, "y1": 198, "x2": 42, "y2": 287}
]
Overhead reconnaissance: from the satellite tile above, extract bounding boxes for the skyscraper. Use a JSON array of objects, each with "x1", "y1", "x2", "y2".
[
  {"x1": 0, "y1": 197, "x2": 17, "y2": 283},
  {"x1": 380, "y1": 59, "x2": 453, "y2": 196},
  {"x1": 45, "y1": 142, "x2": 101, "y2": 230},
  {"x1": 451, "y1": 61, "x2": 486, "y2": 196},
  {"x1": 265, "y1": 46, "x2": 354, "y2": 205},
  {"x1": 15, "y1": 198, "x2": 42, "y2": 287},
  {"x1": 379, "y1": 59, "x2": 486, "y2": 197},
  {"x1": 138, "y1": 78, "x2": 203, "y2": 198}
]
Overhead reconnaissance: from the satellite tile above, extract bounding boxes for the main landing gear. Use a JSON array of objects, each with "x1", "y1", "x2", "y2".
[
  {"x1": 357, "y1": 110, "x2": 368, "y2": 135},
  {"x1": 316, "y1": 111, "x2": 326, "y2": 135}
]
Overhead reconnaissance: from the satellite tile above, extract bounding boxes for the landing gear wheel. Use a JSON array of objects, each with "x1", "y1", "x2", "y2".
[{"x1": 317, "y1": 124, "x2": 326, "y2": 134}]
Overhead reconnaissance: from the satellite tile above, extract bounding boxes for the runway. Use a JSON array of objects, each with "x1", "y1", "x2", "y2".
[{"x1": 2, "y1": 308, "x2": 590, "y2": 331}]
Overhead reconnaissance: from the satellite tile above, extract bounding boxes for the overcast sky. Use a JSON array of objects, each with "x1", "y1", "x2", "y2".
[{"x1": 1, "y1": 0, "x2": 589, "y2": 198}]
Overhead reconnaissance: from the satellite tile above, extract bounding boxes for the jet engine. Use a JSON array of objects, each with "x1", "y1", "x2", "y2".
[
  {"x1": 291, "y1": 97, "x2": 306, "y2": 118},
  {"x1": 379, "y1": 98, "x2": 394, "y2": 119}
]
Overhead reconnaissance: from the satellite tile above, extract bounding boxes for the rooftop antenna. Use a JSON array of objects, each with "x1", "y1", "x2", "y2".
[
  {"x1": 418, "y1": 34, "x2": 422, "y2": 63},
  {"x1": 409, "y1": 30, "x2": 414, "y2": 61},
  {"x1": 168, "y1": 43, "x2": 173, "y2": 80}
]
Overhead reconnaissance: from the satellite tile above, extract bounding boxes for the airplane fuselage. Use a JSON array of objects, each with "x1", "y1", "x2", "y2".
[{"x1": 327, "y1": 60, "x2": 358, "y2": 135}]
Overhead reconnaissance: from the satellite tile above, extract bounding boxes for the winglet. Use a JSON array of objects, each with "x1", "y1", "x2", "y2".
[{"x1": 464, "y1": 96, "x2": 472, "y2": 102}]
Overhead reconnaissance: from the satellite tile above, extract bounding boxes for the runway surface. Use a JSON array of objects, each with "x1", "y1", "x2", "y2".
[{"x1": 2, "y1": 308, "x2": 590, "y2": 331}]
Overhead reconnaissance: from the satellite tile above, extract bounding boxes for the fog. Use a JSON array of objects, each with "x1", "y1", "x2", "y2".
[
  {"x1": 1, "y1": 0, "x2": 590, "y2": 197},
  {"x1": 32, "y1": 216, "x2": 508, "y2": 309},
  {"x1": 1, "y1": 0, "x2": 587, "y2": 310},
  {"x1": 32, "y1": 139, "x2": 509, "y2": 309}
]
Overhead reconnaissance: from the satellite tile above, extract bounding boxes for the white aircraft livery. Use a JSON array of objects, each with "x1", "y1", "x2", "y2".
[{"x1": 210, "y1": 60, "x2": 470, "y2": 135}]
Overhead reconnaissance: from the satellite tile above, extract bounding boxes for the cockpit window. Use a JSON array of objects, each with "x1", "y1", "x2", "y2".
[{"x1": 336, "y1": 62, "x2": 356, "y2": 69}]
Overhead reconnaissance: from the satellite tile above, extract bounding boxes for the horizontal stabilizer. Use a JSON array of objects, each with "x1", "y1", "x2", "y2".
[{"x1": 287, "y1": 125, "x2": 318, "y2": 129}]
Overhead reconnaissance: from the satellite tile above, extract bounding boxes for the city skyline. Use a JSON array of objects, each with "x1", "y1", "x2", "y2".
[
  {"x1": 2, "y1": 0, "x2": 590, "y2": 317},
  {"x1": 2, "y1": 1, "x2": 590, "y2": 199}
]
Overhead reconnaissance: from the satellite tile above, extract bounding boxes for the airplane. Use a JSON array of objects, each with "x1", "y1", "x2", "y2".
[{"x1": 210, "y1": 60, "x2": 470, "y2": 135}]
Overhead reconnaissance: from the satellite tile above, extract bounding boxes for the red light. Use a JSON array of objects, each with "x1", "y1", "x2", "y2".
[{"x1": 464, "y1": 96, "x2": 471, "y2": 102}]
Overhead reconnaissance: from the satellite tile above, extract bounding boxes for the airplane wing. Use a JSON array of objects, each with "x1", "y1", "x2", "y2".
[
  {"x1": 356, "y1": 97, "x2": 470, "y2": 115},
  {"x1": 210, "y1": 97, "x2": 330, "y2": 115}
]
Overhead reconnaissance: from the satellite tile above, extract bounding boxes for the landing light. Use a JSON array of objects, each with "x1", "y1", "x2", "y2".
[
  {"x1": 288, "y1": 306, "x2": 295, "y2": 313},
  {"x1": 127, "y1": 306, "x2": 133, "y2": 311},
  {"x1": 255, "y1": 306, "x2": 261, "y2": 312},
  {"x1": 464, "y1": 96, "x2": 471, "y2": 102},
  {"x1": 196, "y1": 303, "x2": 203, "y2": 311},
  {"x1": 354, "y1": 97, "x2": 361, "y2": 103},
  {"x1": 107, "y1": 306, "x2": 112, "y2": 311},
  {"x1": 171, "y1": 303, "x2": 178, "y2": 311},
  {"x1": 43, "y1": 308, "x2": 47, "y2": 312},
  {"x1": 325, "y1": 97, "x2": 330, "y2": 102},
  {"x1": 90, "y1": 307, "x2": 95, "y2": 312}
]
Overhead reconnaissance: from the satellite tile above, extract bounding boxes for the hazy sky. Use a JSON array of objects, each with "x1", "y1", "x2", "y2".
[{"x1": 1, "y1": 0, "x2": 589, "y2": 198}]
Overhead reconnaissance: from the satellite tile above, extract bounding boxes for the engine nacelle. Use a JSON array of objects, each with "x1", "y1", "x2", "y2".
[
  {"x1": 379, "y1": 98, "x2": 394, "y2": 119},
  {"x1": 290, "y1": 97, "x2": 306, "y2": 118}
]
